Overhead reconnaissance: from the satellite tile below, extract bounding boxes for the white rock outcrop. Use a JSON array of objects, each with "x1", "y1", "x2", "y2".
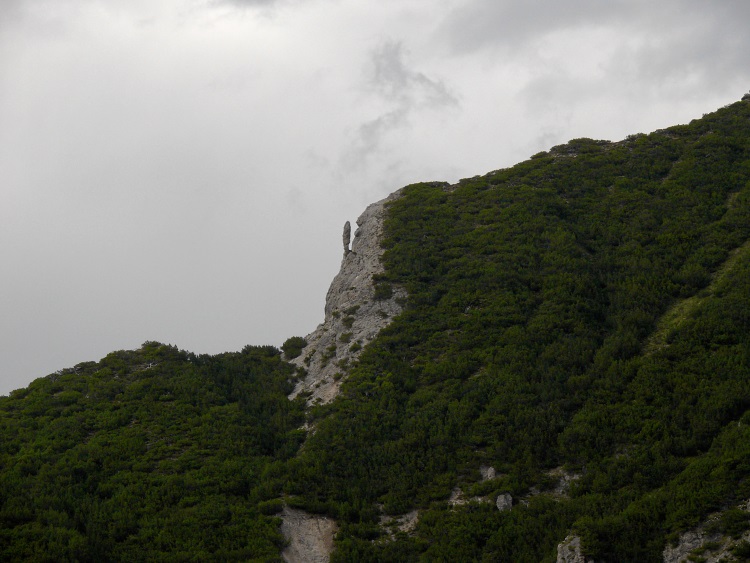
[
  {"x1": 662, "y1": 501, "x2": 750, "y2": 563},
  {"x1": 280, "y1": 506, "x2": 338, "y2": 563},
  {"x1": 557, "y1": 535, "x2": 594, "y2": 563},
  {"x1": 496, "y1": 493, "x2": 513, "y2": 512},
  {"x1": 662, "y1": 528, "x2": 714, "y2": 563},
  {"x1": 288, "y1": 190, "x2": 406, "y2": 406},
  {"x1": 479, "y1": 465, "x2": 497, "y2": 481}
]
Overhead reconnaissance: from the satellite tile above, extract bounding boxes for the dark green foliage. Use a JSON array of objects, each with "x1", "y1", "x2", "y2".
[
  {"x1": 3, "y1": 98, "x2": 750, "y2": 561},
  {"x1": 0, "y1": 342, "x2": 304, "y2": 561},
  {"x1": 733, "y1": 540, "x2": 750, "y2": 559},
  {"x1": 339, "y1": 332, "x2": 353, "y2": 343},
  {"x1": 287, "y1": 99, "x2": 750, "y2": 561},
  {"x1": 281, "y1": 336, "x2": 307, "y2": 359},
  {"x1": 373, "y1": 282, "x2": 394, "y2": 301},
  {"x1": 706, "y1": 508, "x2": 750, "y2": 539}
]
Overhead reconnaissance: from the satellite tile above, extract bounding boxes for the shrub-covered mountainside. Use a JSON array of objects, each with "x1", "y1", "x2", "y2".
[
  {"x1": 3, "y1": 97, "x2": 750, "y2": 561},
  {"x1": 0, "y1": 344, "x2": 306, "y2": 561}
]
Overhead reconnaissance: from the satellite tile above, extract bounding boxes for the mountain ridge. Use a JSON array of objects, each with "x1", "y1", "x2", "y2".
[{"x1": 2, "y1": 94, "x2": 750, "y2": 562}]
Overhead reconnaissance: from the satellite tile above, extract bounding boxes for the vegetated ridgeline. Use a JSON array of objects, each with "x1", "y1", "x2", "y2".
[
  {"x1": 284, "y1": 94, "x2": 750, "y2": 562},
  {"x1": 287, "y1": 189, "x2": 407, "y2": 406},
  {"x1": 3, "y1": 93, "x2": 750, "y2": 563}
]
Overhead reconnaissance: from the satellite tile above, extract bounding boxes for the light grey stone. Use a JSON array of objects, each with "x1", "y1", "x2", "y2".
[
  {"x1": 280, "y1": 506, "x2": 338, "y2": 563},
  {"x1": 289, "y1": 190, "x2": 407, "y2": 406},
  {"x1": 496, "y1": 493, "x2": 512, "y2": 511},
  {"x1": 557, "y1": 535, "x2": 593, "y2": 563},
  {"x1": 342, "y1": 221, "x2": 351, "y2": 255},
  {"x1": 479, "y1": 465, "x2": 496, "y2": 481}
]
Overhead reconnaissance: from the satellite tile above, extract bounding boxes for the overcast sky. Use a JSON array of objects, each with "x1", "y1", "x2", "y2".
[{"x1": 2, "y1": 0, "x2": 749, "y2": 395}]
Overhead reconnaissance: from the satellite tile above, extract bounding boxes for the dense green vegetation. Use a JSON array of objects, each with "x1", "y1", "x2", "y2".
[
  {"x1": 2, "y1": 97, "x2": 750, "y2": 561},
  {"x1": 0, "y1": 343, "x2": 305, "y2": 561},
  {"x1": 286, "y1": 99, "x2": 750, "y2": 561},
  {"x1": 281, "y1": 337, "x2": 307, "y2": 360}
]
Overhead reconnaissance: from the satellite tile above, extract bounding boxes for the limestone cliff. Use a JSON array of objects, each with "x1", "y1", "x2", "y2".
[
  {"x1": 287, "y1": 190, "x2": 406, "y2": 406},
  {"x1": 280, "y1": 506, "x2": 338, "y2": 563}
]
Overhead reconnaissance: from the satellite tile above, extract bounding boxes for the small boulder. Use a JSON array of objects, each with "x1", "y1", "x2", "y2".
[
  {"x1": 480, "y1": 465, "x2": 496, "y2": 481},
  {"x1": 496, "y1": 493, "x2": 512, "y2": 511},
  {"x1": 556, "y1": 535, "x2": 593, "y2": 563}
]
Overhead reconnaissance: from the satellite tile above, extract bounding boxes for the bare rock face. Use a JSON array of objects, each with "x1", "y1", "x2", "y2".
[
  {"x1": 662, "y1": 500, "x2": 750, "y2": 563},
  {"x1": 342, "y1": 221, "x2": 351, "y2": 255},
  {"x1": 379, "y1": 509, "x2": 419, "y2": 540},
  {"x1": 662, "y1": 528, "x2": 720, "y2": 563},
  {"x1": 280, "y1": 506, "x2": 338, "y2": 563},
  {"x1": 557, "y1": 535, "x2": 594, "y2": 563},
  {"x1": 289, "y1": 190, "x2": 406, "y2": 406}
]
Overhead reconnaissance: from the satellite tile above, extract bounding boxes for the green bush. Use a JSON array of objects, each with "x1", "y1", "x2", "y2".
[
  {"x1": 373, "y1": 282, "x2": 393, "y2": 300},
  {"x1": 282, "y1": 336, "x2": 307, "y2": 359}
]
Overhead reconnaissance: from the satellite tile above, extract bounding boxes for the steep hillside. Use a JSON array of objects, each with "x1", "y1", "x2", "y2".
[
  {"x1": 287, "y1": 190, "x2": 407, "y2": 407},
  {"x1": 2, "y1": 96, "x2": 750, "y2": 562},
  {"x1": 285, "y1": 97, "x2": 750, "y2": 561},
  {"x1": 0, "y1": 343, "x2": 305, "y2": 561}
]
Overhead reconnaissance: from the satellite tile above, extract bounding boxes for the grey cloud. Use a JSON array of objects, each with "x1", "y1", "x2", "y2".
[
  {"x1": 348, "y1": 108, "x2": 408, "y2": 166},
  {"x1": 217, "y1": 0, "x2": 301, "y2": 9},
  {"x1": 4, "y1": 0, "x2": 749, "y2": 398},
  {"x1": 439, "y1": 0, "x2": 750, "y2": 135},
  {"x1": 439, "y1": 0, "x2": 750, "y2": 59},
  {"x1": 369, "y1": 41, "x2": 456, "y2": 108},
  {"x1": 439, "y1": 0, "x2": 636, "y2": 55},
  {"x1": 442, "y1": 0, "x2": 750, "y2": 95},
  {"x1": 223, "y1": 0, "x2": 279, "y2": 5},
  {"x1": 343, "y1": 41, "x2": 458, "y2": 170},
  {"x1": 0, "y1": 0, "x2": 62, "y2": 37},
  {"x1": 623, "y1": 3, "x2": 750, "y2": 95},
  {"x1": 0, "y1": 0, "x2": 22, "y2": 26}
]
